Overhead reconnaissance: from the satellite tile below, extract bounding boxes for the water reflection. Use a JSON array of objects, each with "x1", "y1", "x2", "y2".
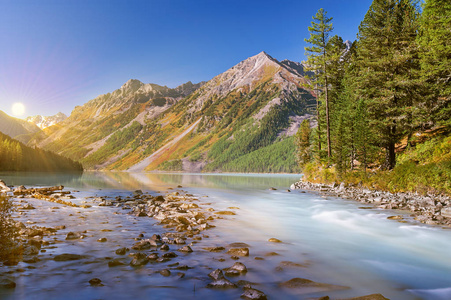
[{"x1": 0, "y1": 171, "x2": 301, "y2": 191}]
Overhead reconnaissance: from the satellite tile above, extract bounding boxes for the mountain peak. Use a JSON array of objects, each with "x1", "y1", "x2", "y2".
[{"x1": 121, "y1": 79, "x2": 143, "y2": 93}]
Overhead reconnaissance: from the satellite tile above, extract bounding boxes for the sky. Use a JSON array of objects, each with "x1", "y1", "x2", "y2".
[{"x1": 0, "y1": 0, "x2": 373, "y2": 118}]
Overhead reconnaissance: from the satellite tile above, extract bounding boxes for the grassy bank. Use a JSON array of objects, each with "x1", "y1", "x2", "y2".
[{"x1": 302, "y1": 129, "x2": 451, "y2": 195}]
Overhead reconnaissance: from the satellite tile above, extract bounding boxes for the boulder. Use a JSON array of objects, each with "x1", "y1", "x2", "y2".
[
  {"x1": 89, "y1": 278, "x2": 104, "y2": 286},
  {"x1": 130, "y1": 253, "x2": 149, "y2": 267},
  {"x1": 227, "y1": 248, "x2": 249, "y2": 257},
  {"x1": 178, "y1": 246, "x2": 193, "y2": 253},
  {"x1": 115, "y1": 247, "x2": 129, "y2": 255},
  {"x1": 225, "y1": 262, "x2": 247, "y2": 276}
]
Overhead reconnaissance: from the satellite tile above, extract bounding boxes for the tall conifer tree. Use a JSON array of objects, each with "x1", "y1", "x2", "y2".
[
  {"x1": 305, "y1": 8, "x2": 334, "y2": 160},
  {"x1": 418, "y1": 0, "x2": 451, "y2": 124},
  {"x1": 355, "y1": 0, "x2": 420, "y2": 170}
]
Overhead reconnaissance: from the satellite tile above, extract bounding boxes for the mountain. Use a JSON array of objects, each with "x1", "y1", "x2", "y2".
[
  {"x1": 0, "y1": 111, "x2": 40, "y2": 139},
  {"x1": 26, "y1": 112, "x2": 67, "y2": 129},
  {"x1": 29, "y1": 52, "x2": 316, "y2": 172}
]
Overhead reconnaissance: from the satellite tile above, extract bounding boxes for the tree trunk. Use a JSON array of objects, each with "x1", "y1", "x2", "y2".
[
  {"x1": 315, "y1": 83, "x2": 322, "y2": 160},
  {"x1": 324, "y1": 69, "x2": 331, "y2": 159},
  {"x1": 385, "y1": 142, "x2": 396, "y2": 170}
]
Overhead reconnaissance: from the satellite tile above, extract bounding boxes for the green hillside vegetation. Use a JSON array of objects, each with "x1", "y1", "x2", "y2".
[
  {"x1": 297, "y1": 0, "x2": 451, "y2": 195},
  {"x1": 217, "y1": 136, "x2": 301, "y2": 173},
  {"x1": 0, "y1": 132, "x2": 83, "y2": 172}
]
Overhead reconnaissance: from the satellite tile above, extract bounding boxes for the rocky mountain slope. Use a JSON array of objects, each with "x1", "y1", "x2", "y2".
[
  {"x1": 26, "y1": 112, "x2": 67, "y2": 129},
  {"x1": 0, "y1": 110, "x2": 40, "y2": 140},
  {"x1": 29, "y1": 52, "x2": 316, "y2": 172}
]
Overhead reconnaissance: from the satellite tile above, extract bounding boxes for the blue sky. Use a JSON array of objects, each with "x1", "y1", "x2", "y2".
[{"x1": 0, "y1": 0, "x2": 372, "y2": 117}]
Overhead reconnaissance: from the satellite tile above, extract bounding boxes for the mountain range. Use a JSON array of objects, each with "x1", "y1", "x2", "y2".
[
  {"x1": 3, "y1": 51, "x2": 316, "y2": 172},
  {"x1": 26, "y1": 112, "x2": 68, "y2": 129}
]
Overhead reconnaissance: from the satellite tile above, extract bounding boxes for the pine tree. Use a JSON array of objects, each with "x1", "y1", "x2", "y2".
[
  {"x1": 295, "y1": 119, "x2": 312, "y2": 167},
  {"x1": 355, "y1": 0, "x2": 420, "y2": 170},
  {"x1": 305, "y1": 8, "x2": 334, "y2": 160},
  {"x1": 418, "y1": 0, "x2": 451, "y2": 125}
]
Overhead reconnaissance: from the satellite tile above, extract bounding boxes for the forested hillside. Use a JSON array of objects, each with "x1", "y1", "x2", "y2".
[
  {"x1": 0, "y1": 132, "x2": 83, "y2": 172},
  {"x1": 296, "y1": 0, "x2": 451, "y2": 194}
]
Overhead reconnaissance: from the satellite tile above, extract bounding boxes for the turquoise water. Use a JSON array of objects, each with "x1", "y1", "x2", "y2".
[{"x1": 1, "y1": 172, "x2": 451, "y2": 299}]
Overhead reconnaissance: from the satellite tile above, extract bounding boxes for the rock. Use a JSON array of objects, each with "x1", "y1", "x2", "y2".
[
  {"x1": 241, "y1": 287, "x2": 267, "y2": 300},
  {"x1": 133, "y1": 190, "x2": 143, "y2": 195},
  {"x1": 89, "y1": 278, "x2": 104, "y2": 286},
  {"x1": 115, "y1": 247, "x2": 129, "y2": 255},
  {"x1": 54, "y1": 253, "x2": 86, "y2": 261},
  {"x1": 159, "y1": 269, "x2": 171, "y2": 277},
  {"x1": 162, "y1": 252, "x2": 178, "y2": 258},
  {"x1": 178, "y1": 246, "x2": 193, "y2": 253},
  {"x1": 132, "y1": 239, "x2": 157, "y2": 250},
  {"x1": 0, "y1": 278, "x2": 16, "y2": 289},
  {"x1": 269, "y1": 187, "x2": 277, "y2": 190},
  {"x1": 387, "y1": 215, "x2": 403, "y2": 220},
  {"x1": 225, "y1": 262, "x2": 247, "y2": 276},
  {"x1": 227, "y1": 248, "x2": 249, "y2": 257},
  {"x1": 203, "y1": 246, "x2": 225, "y2": 252},
  {"x1": 279, "y1": 278, "x2": 349, "y2": 293},
  {"x1": 22, "y1": 203, "x2": 35, "y2": 209},
  {"x1": 207, "y1": 271, "x2": 238, "y2": 289},
  {"x1": 65, "y1": 232, "x2": 84, "y2": 240},
  {"x1": 215, "y1": 211, "x2": 236, "y2": 215},
  {"x1": 147, "y1": 253, "x2": 159, "y2": 260},
  {"x1": 209, "y1": 269, "x2": 225, "y2": 281},
  {"x1": 207, "y1": 278, "x2": 238, "y2": 289},
  {"x1": 0, "y1": 179, "x2": 11, "y2": 192},
  {"x1": 268, "y1": 238, "x2": 282, "y2": 243},
  {"x1": 441, "y1": 207, "x2": 451, "y2": 219},
  {"x1": 174, "y1": 238, "x2": 185, "y2": 244},
  {"x1": 130, "y1": 253, "x2": 149, "y2": 267},
  {"x1": 97, "y1": 238, "x2": 107, "y2": 242},
  {"x1": 342, "y1": 294, "x2": 389, "y2": 300},
  {"x1": 108, "y1": 259, "x2": 125, "y2": 267}
]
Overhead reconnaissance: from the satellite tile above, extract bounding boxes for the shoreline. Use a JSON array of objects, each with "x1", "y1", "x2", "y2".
[{"x1": 291, "y1": 179, "x2": 451, "y2": 227}]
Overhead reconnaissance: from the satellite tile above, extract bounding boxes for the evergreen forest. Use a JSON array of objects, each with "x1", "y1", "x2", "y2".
[
  {"x1": 297, "y1": 0, "x2": 451, "y2": 194},
  {"x1": 0, "y1": 132, "x2": 83, "y2": 172}
]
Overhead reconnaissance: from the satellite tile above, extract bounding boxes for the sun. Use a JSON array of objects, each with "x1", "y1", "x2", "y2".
[{"x1": 11, "y1": 102, "x2": 26, "y2": 117}]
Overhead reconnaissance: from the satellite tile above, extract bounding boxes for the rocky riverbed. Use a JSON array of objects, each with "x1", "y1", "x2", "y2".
[
  {"x1": 0, "y1": 178, "x2": 395, "y2": 299},
  {"x1": 291, "y1": 179, "x2": 451, "y2": 227}
]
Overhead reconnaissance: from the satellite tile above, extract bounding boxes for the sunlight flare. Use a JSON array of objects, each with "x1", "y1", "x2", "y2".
[{"x1": 11, "y1": 102, "x2": 25, "y2": 117}]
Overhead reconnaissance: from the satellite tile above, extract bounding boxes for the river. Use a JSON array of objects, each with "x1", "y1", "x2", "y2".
[{"x1": 1, "y1": 172, "x2": 451, "y2": 300}]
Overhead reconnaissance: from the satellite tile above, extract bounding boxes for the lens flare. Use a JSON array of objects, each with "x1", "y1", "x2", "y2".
[{"x1": 11, "y1": 102, "x2": 25, "y2": 117}]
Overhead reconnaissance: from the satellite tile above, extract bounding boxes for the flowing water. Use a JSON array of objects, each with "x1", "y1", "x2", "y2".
[{"x1": 1, "y1": 172, "x2": 451, "y2": 300}]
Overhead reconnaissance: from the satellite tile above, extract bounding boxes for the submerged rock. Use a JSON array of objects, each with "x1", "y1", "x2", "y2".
[
  {"x1": 130, "y1": 253, "x2": 149, "y2": 267},
  {"x1": 227, "y1": 247, "x2": 249, "y2": 257},
  {"x1": 268, "y1": 238, "x2": 282, "y2": 243},
  {"x1": 54, "y1": 253, "x2": 86, "y2": 261},
  {"x1": 89, "y1": 278, "x2": 104, "y2": 286},
  {"x1": 279, "y1": 277, "x2": 349, "y2": 293},
  {"x1": 241, "y1": 287, "x2": 267, "y2": 300},
  {"x1": 0, "y1": 278, "x2": 16, "y2": 289}
]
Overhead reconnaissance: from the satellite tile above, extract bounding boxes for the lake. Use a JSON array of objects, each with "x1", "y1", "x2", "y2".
[{"x1": 1, "y1": 172, "x2": 451, "y2": 300}]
